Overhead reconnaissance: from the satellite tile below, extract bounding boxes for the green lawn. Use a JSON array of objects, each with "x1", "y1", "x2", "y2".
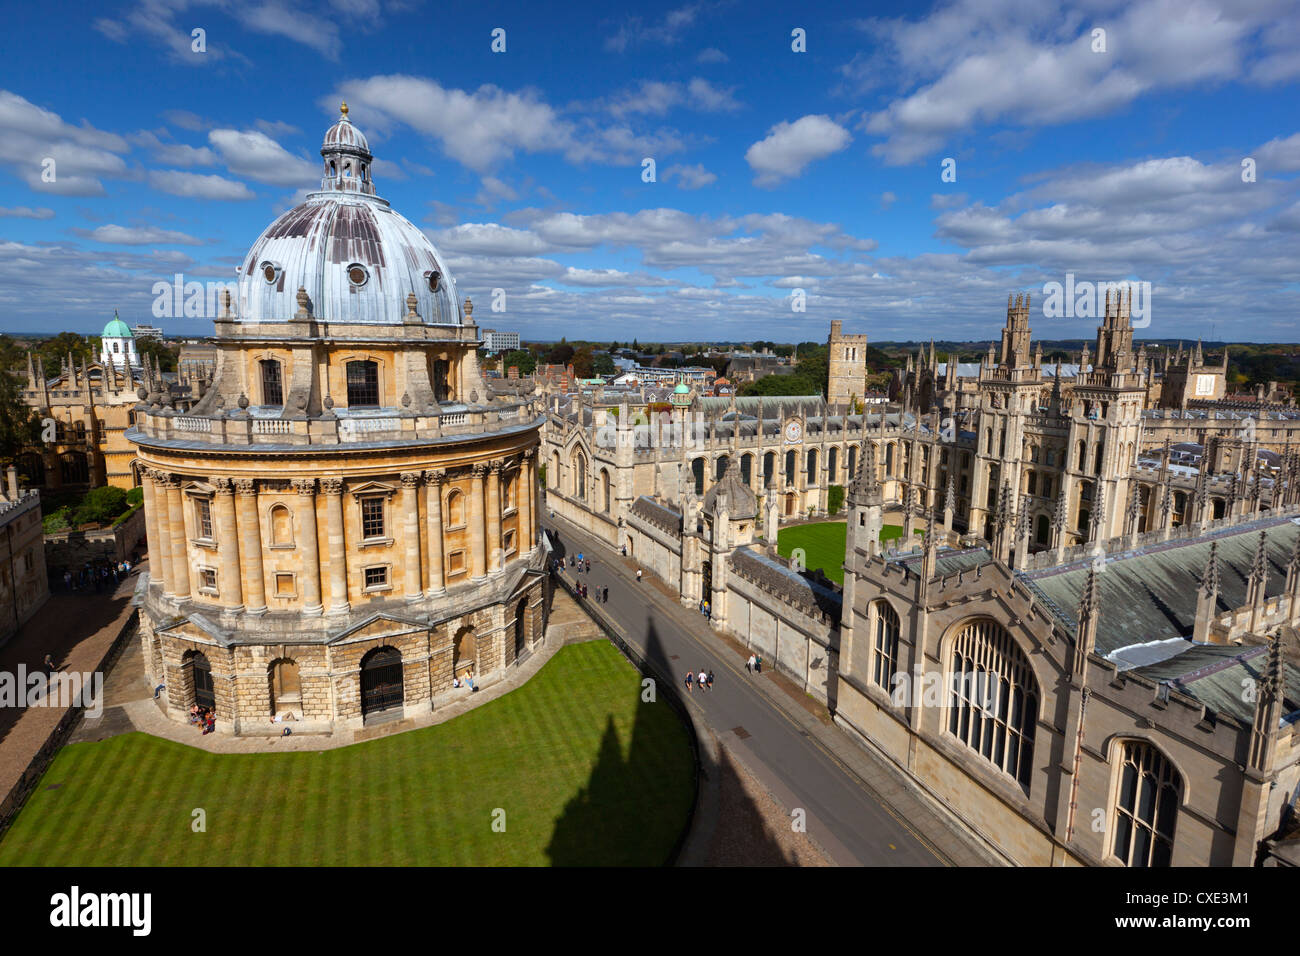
[
  {"x1": 0, "y1": 641, "x2": 695, "y2": 867},
  {"x1": 776, "y1": 521, "x2": 918, "y2": 584}
]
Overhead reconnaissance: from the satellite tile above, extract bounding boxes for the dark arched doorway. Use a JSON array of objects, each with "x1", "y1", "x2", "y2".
[
  {"x1": 189, "y1": 651, "x2": 215, "y2": 711},
  {"x1": 360, "y1": 646, "x2": 404, "y2": 718},
  {"x1": 514, "y1": 598, "x2": 527, "y2": 661}
]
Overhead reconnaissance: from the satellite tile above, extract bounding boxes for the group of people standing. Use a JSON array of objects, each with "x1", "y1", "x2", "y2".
[
  {"x1": 58, "y1": 558, "x2": 133, "y2": 594},
  {"x1": 188, "y1": 704, "x2": 216, "y2": 735}
]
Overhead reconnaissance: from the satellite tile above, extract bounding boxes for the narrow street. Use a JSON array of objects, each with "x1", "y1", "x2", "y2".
[{"x1": 542, "y1": 513, "x2": 996, "y2": 867}]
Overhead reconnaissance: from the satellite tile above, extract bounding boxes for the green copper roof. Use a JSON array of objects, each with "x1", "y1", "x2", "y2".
[{"x1": 102, "y1": 313, "x2": 133, "y2": 338}]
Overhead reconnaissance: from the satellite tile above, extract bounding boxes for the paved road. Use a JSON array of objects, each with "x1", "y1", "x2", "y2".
[{"x1": 543, "y1": 516, "x2": 946, "y2": 867}]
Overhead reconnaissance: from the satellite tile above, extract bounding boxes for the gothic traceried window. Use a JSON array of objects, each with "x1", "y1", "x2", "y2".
[
  {"x1": 1111, "y1": 741, "x2": 1181, "y2": 867},
  {"x1": 947, "y1": 619, "x2": 1038, "y2": 790},
  {"x1": 872, "y1": 601, "x2": 900, "y2": 691}
]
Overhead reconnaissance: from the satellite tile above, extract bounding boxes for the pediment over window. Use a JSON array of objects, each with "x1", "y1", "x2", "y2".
[
  {"x1": 183, "y1": 480, "x2": 216, "y2": 497},
  {"x1": 348, "y1": 480, "x2": 398, "y2": 499}
]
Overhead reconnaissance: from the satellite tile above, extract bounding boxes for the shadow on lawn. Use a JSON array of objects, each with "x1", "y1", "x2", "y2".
[{"x1": 545, "y1": 615, "x2": 794, "y2": 867}]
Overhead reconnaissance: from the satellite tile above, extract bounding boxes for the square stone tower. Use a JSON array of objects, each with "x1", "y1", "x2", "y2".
[{"x1": 827, "y1": 319, "x2": 868, "y2": 409}]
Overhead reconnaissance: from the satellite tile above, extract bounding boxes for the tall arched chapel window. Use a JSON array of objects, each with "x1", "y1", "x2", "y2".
[
  {"x1": 1111, "y1": 741, "x2": 1180, "y2": 867},
  {"x1": 948, "y1": 619, "x2": 1038, "y2": 789}
]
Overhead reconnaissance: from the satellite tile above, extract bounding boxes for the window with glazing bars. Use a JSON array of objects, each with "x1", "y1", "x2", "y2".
[
  {"x1": 361, "y1": 497, "x2": 384, "y2": 538},
  {"x1": 947, "y1": 619, "x2": 1038, "y2": 789},
  {"x1": 261, "y1": 359, "x2": 283, "y2": 405},
  {"x1": 346, "y1": 361, "x2": 379, "y2": 406},
  {"x1": 195, "y1": 498, "x2": 213, "y2": 539}
]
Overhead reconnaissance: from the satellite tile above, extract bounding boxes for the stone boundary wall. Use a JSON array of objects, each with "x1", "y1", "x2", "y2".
[
  {"x1": 0, "y1": 608, "x2": 139, "y2": 842},
  {"x1": 45, "y1": 505, "x2": 147, "y2": 571}
]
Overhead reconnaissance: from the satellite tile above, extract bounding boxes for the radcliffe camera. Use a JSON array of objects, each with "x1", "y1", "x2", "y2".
[{"x1": 0, "y1": 0, "x2": 1293, "y2": 943}]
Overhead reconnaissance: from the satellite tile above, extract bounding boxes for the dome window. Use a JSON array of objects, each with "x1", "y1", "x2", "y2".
[
  {"x1": 427, "y1": 270, "x2": 442, "y2": 293},
  {"x1": 261, "y1": 261, "x2": 281, "y2": 284},
  {"x1": 347, "y1": 264, "x2": 369, "y2": 286}
]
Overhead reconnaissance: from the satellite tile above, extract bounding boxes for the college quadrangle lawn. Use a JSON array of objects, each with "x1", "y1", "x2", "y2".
[
  {"x1": 0, "y1": 641, "x2": 695, "y2": 867},
  {"x1": 776, "y1": 520, "x2": 917, "y2": 584}
]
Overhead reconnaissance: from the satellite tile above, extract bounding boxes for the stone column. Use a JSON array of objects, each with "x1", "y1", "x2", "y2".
[
  {"x1": 292, "y1": 478, "x2": 322, "y2": 615},
  {"x1": 401, "y1": 471, "x2": 423, "y2": 600},
  {"x1": 164, "y1": 472, "x2": 191, "y2": 600},
  {"x1": 518, "y1": 452, "x2": 534, "y2": 555},
  {"x1": 212, "y1": 478, "x2": 243, "y2": 612},
  {"x1": 470, "y1": 464, "x2": 487, "y2": 580},
  {"x1": 487, "y1": 462, "x2": 503, "y2": 574},
  {"x1": 234, "y1": 478, "x2": 266, "y2": 614},
  {"x1": 322, "y1": 477, "x2": 350, "y2": 613},
  {"x1": 424, "y1": 470, "x2": 446, "y2": 595},
  {"x1": 141, "y1": 467, "x2": 167, "y2": 594}
]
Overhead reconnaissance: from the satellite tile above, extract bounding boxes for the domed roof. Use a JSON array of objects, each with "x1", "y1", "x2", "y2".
[
  {"x1": 674, "y1": 381, "x2": 691, "y2": 394},
  {"x1": 233, "y1": 105, "x2": 461, "y2": 326},
  {"x1": 322, "y1": 101, "x2": 369, "y2": 154},
  {"x1": 103, "y1": 312, "x2": 132, "y2": 338}
]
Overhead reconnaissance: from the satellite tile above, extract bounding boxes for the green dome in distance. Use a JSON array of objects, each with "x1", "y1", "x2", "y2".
[{"x1": 102, "y1": 310, "x2": 133, "y2": 338}]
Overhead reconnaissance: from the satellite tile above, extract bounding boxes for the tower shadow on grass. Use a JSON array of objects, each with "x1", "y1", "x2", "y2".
[{"x1": 546, "y1": 613, "x2": 796, "y2": 866}]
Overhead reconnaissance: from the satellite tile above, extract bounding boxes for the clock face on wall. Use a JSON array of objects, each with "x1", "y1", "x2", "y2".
[{"x1": 784, "y1": 419, "x2": 803, "y2": 443}]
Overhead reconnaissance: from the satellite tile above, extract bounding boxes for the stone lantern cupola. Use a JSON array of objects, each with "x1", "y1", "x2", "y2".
[{"x1": 321, "y1": 102, "x2": 375, "y2": 196}]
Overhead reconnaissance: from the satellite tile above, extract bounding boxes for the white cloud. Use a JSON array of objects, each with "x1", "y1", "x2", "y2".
[
  {"x1": 0, "y1": 206, "x2": 55, "y2": 219},
  {"x1": 73, "y1": 224, "x2": 205, "y2": 246},
  {"x1": 0, "y1": 90, "x2": 131, "y2": 196},
  {"x1": 148, "y1": 169, "x2": 256, "y2": 200},
  {"x1": 208, "y1": 128, "x2": 316, "y2": 187},
  {"x1": 663, "y1": 163, "x2": 718, "y2": 189},
  {"x1": 745, "y1": 115, "x2": 851, "y2": 186}
]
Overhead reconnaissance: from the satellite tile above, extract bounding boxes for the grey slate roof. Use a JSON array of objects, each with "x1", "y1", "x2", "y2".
[
  {"x1": 629, "y1": 496, "x2": 681, "y2": 535},
  {"x1": 1127, "y1": 643, "x2": 1300, "y2": 725},
  {"x1": 1021, "y1": 514, "x2": 1300, "y2": 656},
  {"x1": 730, "y1": 547, "x2": 842, "y2": 622}
]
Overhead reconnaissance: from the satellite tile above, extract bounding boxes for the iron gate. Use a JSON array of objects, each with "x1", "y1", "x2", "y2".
[
  {"x1": 361, "y1": 648, "x2": 404, "y2": 717},
  {"x1": 192, "y1": 656, "x2": 215, "y2": 711}
]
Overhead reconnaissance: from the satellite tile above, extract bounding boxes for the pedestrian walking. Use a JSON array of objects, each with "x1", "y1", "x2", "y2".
[
  {"x1": 685, "y1": 671, "x2": 694, "y2": 693},
  {"x1": 636, "y1": 568, "x2": 642, "y2": 582},
  {"x1": 706, "y1": 670, "x2": 714, "y2": 691},
  {"x1": 43, "y1": 653, "x2": 54, "y2": 676},
  {"x1": 603, "y1": 585, "x2": 609, "y2": 603},
  {"x1": 621, "y1": 544, "x2": 627, "y2": 557},
  {"x1": 746, "y1": 654, "x2": 755, "y2": 673},
  {"x1": 697, "y1": 670, "x2": 707, "y2": 691}
]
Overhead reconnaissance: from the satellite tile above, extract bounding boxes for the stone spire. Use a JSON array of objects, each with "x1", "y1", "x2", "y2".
[
  {"x1": 1193, "y1": 541, "x2": 1220, "y2": 643},
  {"x1": 1074, "y1": 563, "x2": 1101, "y2": 678},
  {"x1": 1247, "y1": 530, "x2": 1270, "y2": 631}
]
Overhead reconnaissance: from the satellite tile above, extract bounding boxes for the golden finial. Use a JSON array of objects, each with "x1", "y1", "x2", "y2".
[{"x1": 340, "y1": 101, "x2": 349, "y2": 117}]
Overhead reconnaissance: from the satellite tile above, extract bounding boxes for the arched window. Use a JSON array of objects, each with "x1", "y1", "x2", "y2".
[
  {"x1": 741, "y1": 453, "x2": 753, "y2": 487},
  {"x1": 600, "y1": 469, "x2": 611, "y2": 513},
  {"x1": 947, "y1": 619, "x2": 1038, "y2": 789},
  {"x1": 847, "y1": 444, "x2": 857, "y2": 478},
  {"x1": 346, "y1": 360, "x2": 379, "y2": 407},
  {"x1": 1036, "y1": 513, "x2": 1050, "y2": 545},
  {"x1": 260, "y1": 359, "x2": 283, "y2": 406},
  {"x1": 445, "y1": 489, "x2": 465, "y2": 528},
  {"x1": 270, "y1": 504, "x2": 293, "y2": 546},
  {"x1": 885, "y1": 443, "x2": 895, "y2": 474},
  {"x1": 806, "y1": 449, "x2": 817, "y2": 485},
  {"x1": 1111, "y1": 740, "x2": 1181, "y2": 867},
  {"x1": 715, "y1": 456, "x2": 729, "y2": 481},
  {"x1": 572, "y1": 451, "x2": 586, "y2": 500},
  {"x1": 359, "y1": 646, "x2": 403, "y2": 718},
  {"x1": 872, "y1": 601, "x2": 900, "y2": 691},
  {"x1": 1095, "y1": 441, "x2": 1105, "y2": 476},
  {"x1": 763, "y1": 452, "x2": 775, "y2": 488},
  {"x1": 784, "y1": 450, "x2": 796, "y2": 485},
  {"x1": 692, "y1": 458, "x2": 705, "y2": 496},
  {"x1": 1077, "y1": 440, "x2": 1087, "y2": 471},
  {"x1": 828, "y1": 446, "x2": 838, "y2": 484}
]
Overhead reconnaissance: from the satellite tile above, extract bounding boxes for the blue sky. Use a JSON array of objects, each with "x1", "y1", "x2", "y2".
[{"x1": 1, "y1": 0, "x2": 1297, "y2": 343}]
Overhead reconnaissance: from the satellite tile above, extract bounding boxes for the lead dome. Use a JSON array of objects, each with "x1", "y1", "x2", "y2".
[{"x1": 234, "y1": 103, "x2": 460, "y2": 326}]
